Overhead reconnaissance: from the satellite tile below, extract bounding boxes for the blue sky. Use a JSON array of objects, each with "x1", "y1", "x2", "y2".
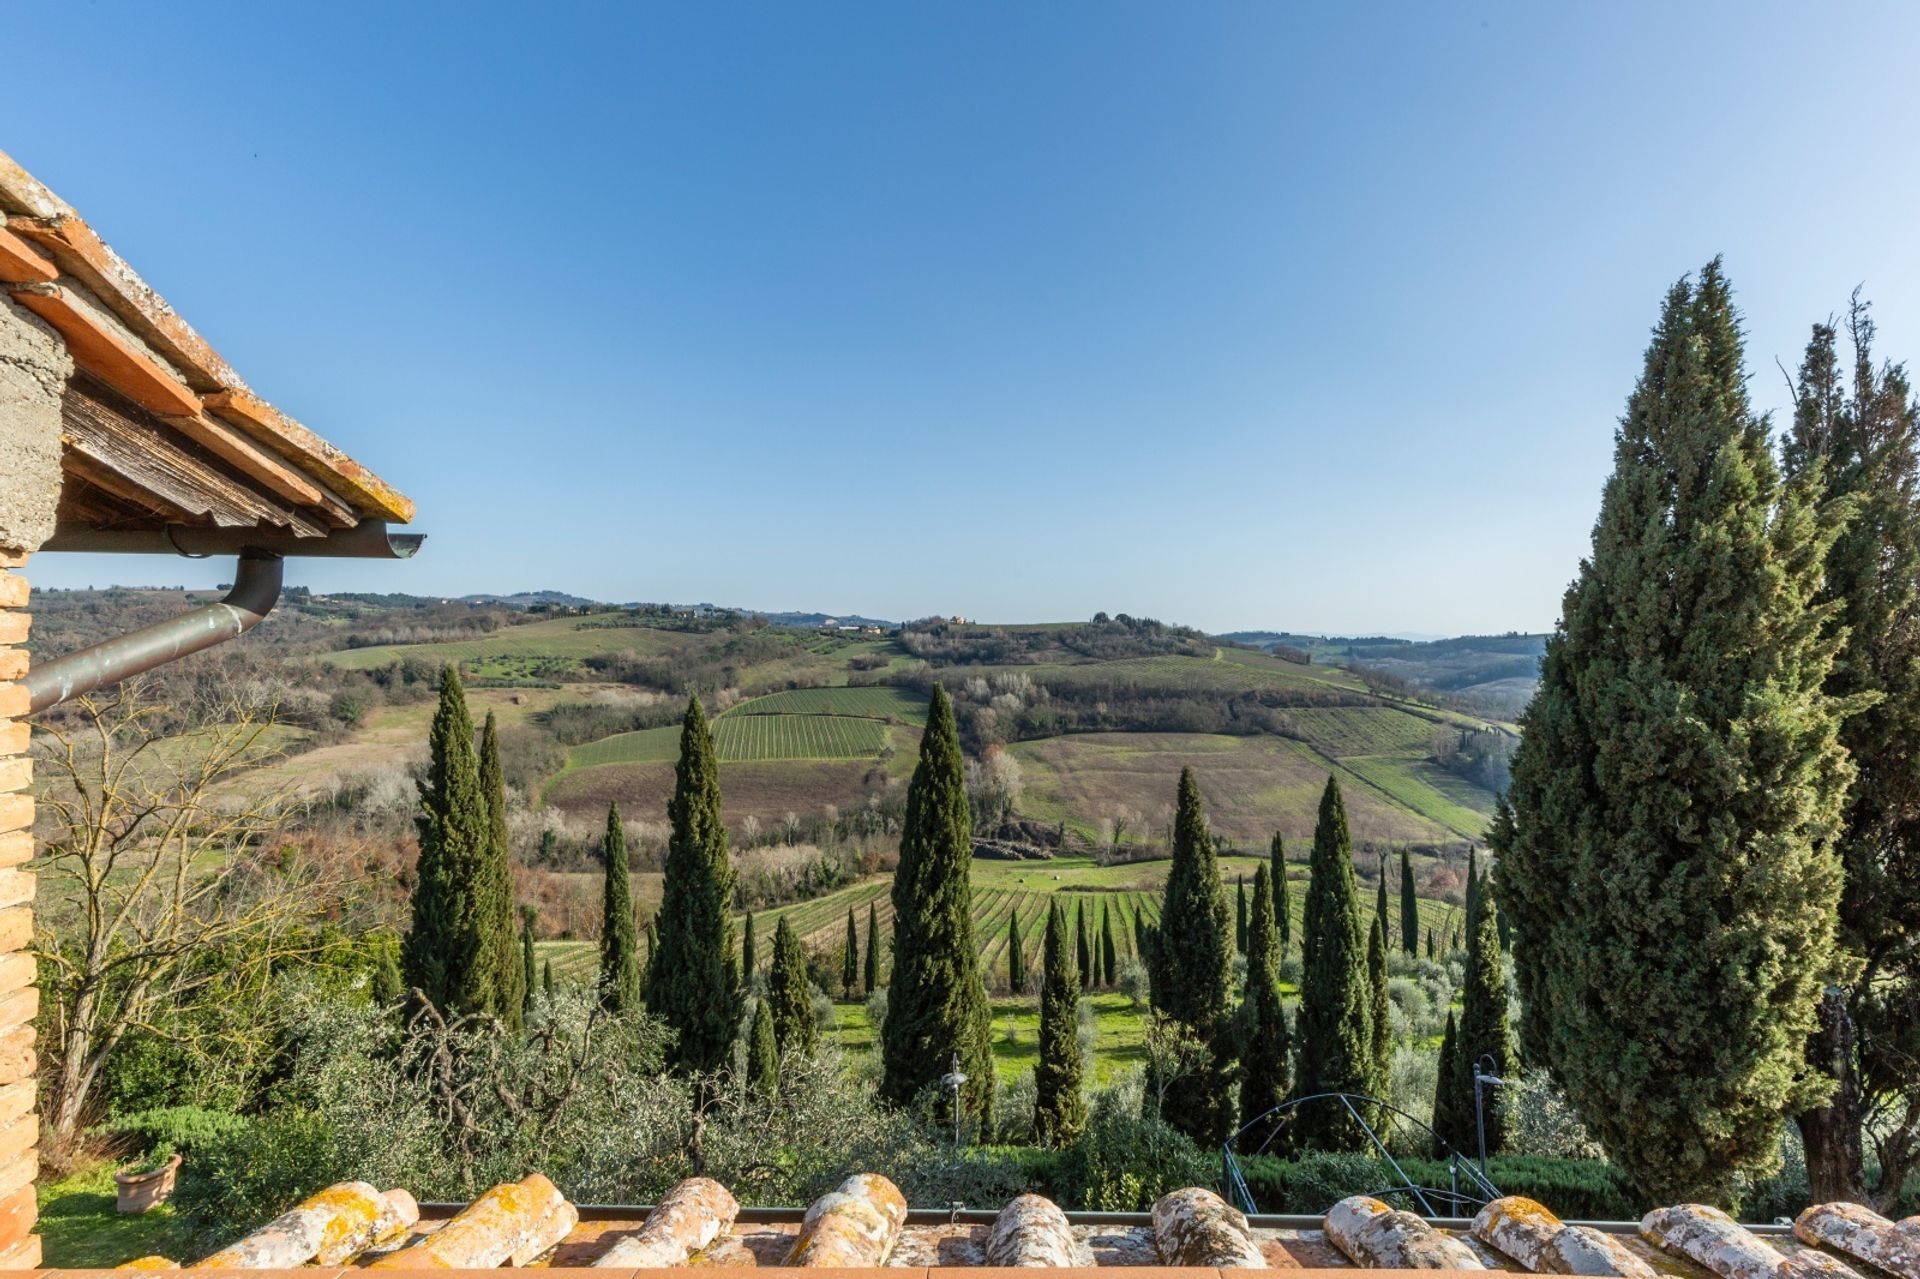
[{"x1": 12, "y1": 2, "x2": 1920, "y2": 634}]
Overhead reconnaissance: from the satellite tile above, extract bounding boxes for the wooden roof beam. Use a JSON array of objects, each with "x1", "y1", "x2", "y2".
[
  {"x1": 9, "y1": 282, "x2": 199, "y2": 417},
  {"x1": 62, "y1": 376, "x2": 328, "y2": 537}
]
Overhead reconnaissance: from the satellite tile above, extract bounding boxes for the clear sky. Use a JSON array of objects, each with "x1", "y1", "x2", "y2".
[{"x1": 12, "y1": 2, "x2": 1920, "y2": 634}]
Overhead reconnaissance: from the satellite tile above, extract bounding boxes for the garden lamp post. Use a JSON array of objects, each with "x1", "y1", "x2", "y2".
[
  {"x1": 941, "y1": 1052, "x2": 968, "y2": 1148},
  {"x1": 1472, "y1": 1056, "x2": 1507, "y2": 1177}
]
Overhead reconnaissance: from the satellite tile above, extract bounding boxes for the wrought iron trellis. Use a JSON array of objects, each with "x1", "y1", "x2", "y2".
[{"x1": 1221, "y1": 1091, "x2": 1503, "y2": 1218}]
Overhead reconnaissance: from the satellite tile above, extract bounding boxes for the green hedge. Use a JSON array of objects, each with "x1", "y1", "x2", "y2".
[
  {"x1": 1238, "y1": 1152, "x2": 1643, "y2": 1220},
  {"x1": 100, "y1": 1106, "x2": 250, "y2": 1160}
]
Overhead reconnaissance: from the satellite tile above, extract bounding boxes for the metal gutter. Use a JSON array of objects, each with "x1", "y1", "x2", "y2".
[
  {"x1": 40, "y1": 518, "x2": 423, "y2": 559},
  {"x1": 26, "y1": 519, "x2": 425, "y2": 713}
]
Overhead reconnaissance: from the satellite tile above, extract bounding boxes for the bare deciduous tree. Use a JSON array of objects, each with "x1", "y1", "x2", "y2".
[{"x1": 32, "y1": 681, "x2": 341, "y2": 1149}]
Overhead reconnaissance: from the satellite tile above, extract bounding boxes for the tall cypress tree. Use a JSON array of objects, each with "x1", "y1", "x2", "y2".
[
  {"x1": 1431, "y1": 1010, "x2": 1461, "y2": 1157},
  {"x1": 842, "y1": 906, "x2": 859, "y2": 998},
  {"x1": 1373, "y1": 865, "x2": 1389, "y2": 954},
  {"x1": 404, "y1": 666, "x2": 488, "y2": 1014},
  {"x1": 520, "y1": 913, "x2": 537, "y2": 1018},
  {"x1": 1463, "y1": 845, "x2": 1479, "y2": 938},
  {"x1": 598, "y1": 802, "x2": 641, "y2": 1012},
  {"x1": 1236, "y1": 876, "x2": 1249, "y2": 954},
  {"x1": 477, "y1": 712, "x2": 523, "y2": 1030},
  {"x1": 1456, "y1": 883, "x2": 1512, "y2": 1155},
  {"x1": 646, "y1": 697, "x2": 741, "y2": 1074},
  {"x1": 1366, "y1": 914, "x2": 1391, "y2": 1109},
  {"x1": 1271, "y1": 832, "x2": 1292, "y2": 957},
  {"x1": 768, "y1": 916, "x2": 815, "y2": 1055},
  {"x1": 1781, "y1": 296, "x2": 1920, "y2": 1205},
  {"x1": 1398, "y1": 847, "x2": 1418, "y2": 956},
  {"x1": 1075, "y1": 902, "x2": 1092, "y2": 984},
  {"x1": 1240, "y1": 864, "x2": 1292, "y2": 1149},
  {"x1": 1032, "y1": 902, "x2": 1086, "y2": 1146},
  {"x1": 1496, "y1": 260, "x2": 1855, "y2": 1203},
  {"x1": 1100, "y1": 903, "x2": 1117, "y2": 988},
  {"x1": 747, "y1": 998, "x2": 779, "y2": 1097},
  {"x1": 880, "y1": 686, "x2": 993, "y2": 1131},
  {"x1": 1006, "y1": 913, "x2": 1026, "y2": 993},
  {"x1": 742, "y1": 912, "x2": 757, "y2": 981},
  {"x1": 1151, "y1": 767, "x2": 1235, "y2": 1144},
  {"x1": 1293, "y1": 776, "x2": 1373, "y2": 1150},
  {"x1": 864, "y1": 902, "x2": 880, "y2": 994}
]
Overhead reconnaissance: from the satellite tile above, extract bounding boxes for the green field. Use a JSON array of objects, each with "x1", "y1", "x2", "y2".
[
  {"x1": 727, "y1": 685, "x2": 928, "y2": 723},
  {"x1": 322, "y1": 615, "x2": 892, "y2": 690},
  {"x1": 569, "y1": 713, "x2": 894, "y2": 768},
  {"x1": 322, "y1": 613, "x2": 680, "y2": 671},
  {"x1": 1336, "y1": 754, "x2": 1494, "y2": 841}
]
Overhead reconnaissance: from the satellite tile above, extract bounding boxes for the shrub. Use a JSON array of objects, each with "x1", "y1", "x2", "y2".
[
  {"x1": 1053, "y1": 1092, "x2": 1214, "y2": 1211},
  {"x1": 101, "y1": 1106, "x2": 249, "y2": 1160}
]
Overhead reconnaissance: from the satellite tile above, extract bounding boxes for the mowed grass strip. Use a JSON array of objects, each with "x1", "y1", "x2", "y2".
[
  {"x1": 726, "y1": 686, "x2": 928, "y2": 724},
  {"x1": 569, "y1": 714, "x2": 890, "y2": 768},
  {"x1": 1337, "y1": 754, "x2": 1494, "y2": 841}
]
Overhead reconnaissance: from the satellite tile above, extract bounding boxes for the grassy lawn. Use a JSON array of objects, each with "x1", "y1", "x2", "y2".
[
  {"x1": 38, "y1": 1164, "x2": 209, "y2": 1268},
  {"x1": 826, "y1": 991, "x2": 1152, "y2": 1085}
]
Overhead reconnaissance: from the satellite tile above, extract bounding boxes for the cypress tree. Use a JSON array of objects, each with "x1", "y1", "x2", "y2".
[
  {"x1": 1236, "y1": 876, "x2": 1249, "y2": 954},
  {"x1": 880, "y1": 686, "x2": 993, "y2": 1131},
  {"x1": 520, "y1": 914, "x2": 537, "y2": 1018},
  {"x1": 1271, "y1": 832, "x2": 1292, "y2": 957},
  {"x1": 1151, "y1": 767, "x2": 1235, "y2": 1144},
  {"x1": 1240, "y1": 864, "x2": 1292, "y2": 1149},
  {"x1": 1424, "y1": 927, "x2": 1436, "y2": 962},
  {"x1": 542, "y1": 958, "x2": 553, "y2": 995},
  {"x1": 477, "y1": 712, "x2": 523, "y2": 1030},
  {"x1": 768, "y1": 916, "x2": 815, "y2": 1055},
  {"x1": 1293, "y1": 775, "x2": 1373, "y2": 1150},
  {"x1": 864, "y1": 902, "x2": 880, "y2": 994},
  {"x1": 1006, "y1": 913, "x2": 1026, "y2": 993},
  {"x1": 1398, "y1": 847, "x2": 1418, "y2": 956},
  {"x1": 404, "y1": 666, "x2": 488, "y2": 1014},
  {"x1": 1781, "y1": 296, "x2": 1920, "y2": 1204},
  {"x1": 1367, "y1": 914, "x2": 1391, "y2": 1109},
  {"x1": 1032, "y1": 902, "x2": 1086, "y2": 1146},
  {"x1": 1075, "y1": 901, "x2": 1091, "y2": 984},
  {"x1": 747, "y1": 998, "x2": 779, "y2": 1097},
  {"x1": 742, "y1": 912, "x2": 757, "y2": 980},
  {"x1": 646, "y1": 697, "x2": 741, "y2": 1074},
  {"x1": 1463, "y1": 845, "x2": 1479, "y2": 936},
  {"x1": 842, "y1": 906, "x2": 859, "y2": 998},
  {"x1": 1374, "y1": 864, "x2": 1390, "y2": 954},
  {"x1": 598, "y1": 802, "x2": 642, "y2": 1012},
  {"x1": 1100, "y1": 903, "x2": 1117, "y2": 987},
  {"x1": 1496, "y1": 260, "x2": 1855, "y2": 1203},
  {"x1": 1456, "y1": 882, "x2": 1512, "y2": 1155},
  {"x1": 1431, "y1": 1009, "x2": 1461, "y2": 1157}
]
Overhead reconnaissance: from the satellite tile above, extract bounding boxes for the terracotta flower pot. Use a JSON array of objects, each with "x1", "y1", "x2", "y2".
[{"x1": 114, "y1": 1153, "x2": 181, "y2": 1214}]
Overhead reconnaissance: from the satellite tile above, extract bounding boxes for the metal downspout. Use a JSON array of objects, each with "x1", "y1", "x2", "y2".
[{"x1": 24, "y1": 550, "x2": 285, "y2": 713}]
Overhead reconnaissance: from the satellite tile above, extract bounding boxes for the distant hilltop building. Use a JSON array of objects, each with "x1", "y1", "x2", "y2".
[{"x1": 950, "y1": 614, "x2": 970, "y2": 624}]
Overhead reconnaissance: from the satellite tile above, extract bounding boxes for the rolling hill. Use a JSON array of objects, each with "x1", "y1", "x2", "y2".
[{"x1": 304, "y1": 610, "x2": 1508, "y2": 848}]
